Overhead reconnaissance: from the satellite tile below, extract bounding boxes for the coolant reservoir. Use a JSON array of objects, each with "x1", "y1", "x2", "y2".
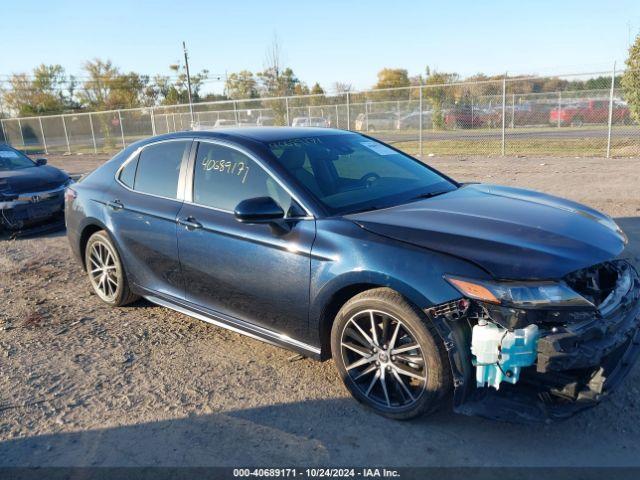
[{"x1": 471, "y1": 320, "x2": 539, "y2": 390}]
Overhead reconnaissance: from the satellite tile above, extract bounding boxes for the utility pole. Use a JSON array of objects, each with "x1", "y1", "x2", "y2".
[{"x1": 183, "y1": 41, "x2": 194, "y2": 126}]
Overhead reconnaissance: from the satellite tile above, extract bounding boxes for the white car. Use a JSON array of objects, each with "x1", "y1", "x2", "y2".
[{"x1": 291, "y1": 117, "x2": 330, "y2": 128}]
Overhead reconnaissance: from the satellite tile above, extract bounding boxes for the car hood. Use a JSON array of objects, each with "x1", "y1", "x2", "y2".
[
  {"x1": 346, "y1": 184, "x2": 627, "y2": 279},
  {"x1": 0, "y1": 166, "x2": 69, "y2": 194}
]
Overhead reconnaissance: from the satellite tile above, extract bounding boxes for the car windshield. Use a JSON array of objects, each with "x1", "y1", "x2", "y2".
[
  {"x1": 0, "y1": 145, "x2": 35, "y2": 171},
  {"x1": 266, "y1": 133, "x2": 456, "y2": 215}
]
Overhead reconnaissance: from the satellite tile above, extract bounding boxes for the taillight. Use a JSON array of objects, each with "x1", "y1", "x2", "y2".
[{"x1": 65, "y1": 188, "x2": 77, "y2": 203}]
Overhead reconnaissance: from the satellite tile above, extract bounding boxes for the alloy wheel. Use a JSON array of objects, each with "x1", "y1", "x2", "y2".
[
  {"x1": 88, "y1": 240, "x2": 119, "y2": 302},
  {"x1": 340, "y1": 309, "x2": 427, "y2": 409}
]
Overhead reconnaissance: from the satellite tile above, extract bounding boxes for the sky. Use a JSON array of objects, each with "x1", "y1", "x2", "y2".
[{"x1": 2, "y1": 0, "x2": 640, "y2": 94}]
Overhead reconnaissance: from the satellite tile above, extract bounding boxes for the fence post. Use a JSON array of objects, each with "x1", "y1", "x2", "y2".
[
  {"x1": 118, "y1": 110, "x2": 125, "y2": 148},
  {"x1": 418, "y1": 86, "x2": 423, "y2": 158},
  {"x1": 0, "y1": 119, "x2": 7, "y2": 144},
  {"x1": 365, "y1": 101, "x2": 369, "y2": 131},
  {"x1": 17, "y1": 118, "x2": 25, "y2": 148},
  {"x1": 335, "y1": 104, "x2": 339, "y2": 129},
  {"x1": 346, "y1": 92, "x2": 351, "y2": 131},
  {"x1": 501, "y1": 75, "x2": 506, "y2": 156},
  {"x1": 284, "y1": 97, "x2": 289, "y2": 127},
  {"x1": 471, "y1": 96, "x2": 474, "y2": 128},
  {"x1": 61, "y1": 115, "x2": 71, "y2": 153},
  {"x1": 88, "y1": 113, "x2": 97, "y2": 154},
  {"x1": 233, "y1": 101, "x2": 239, "y2": 125},
  {"x1": 150, "y1": 107, "x2": 157, "y2": 136},
  {"x1": 38, "y1": 117, "x2": 48, "y2": 154},
  {"x1": 511, "y1": 93, "x2": 515, "y2": 129},
  {"x1": 606, "y1": 61, "x2": 616, "y2": 158}
]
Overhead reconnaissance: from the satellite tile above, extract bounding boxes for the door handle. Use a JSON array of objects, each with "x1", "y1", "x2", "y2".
[
  {"x1": 107, "y1": 199, "x2": 124, "y2": 210},
  {"x1": 177, "y1": 216, "x2": 202, "y2": 231}
]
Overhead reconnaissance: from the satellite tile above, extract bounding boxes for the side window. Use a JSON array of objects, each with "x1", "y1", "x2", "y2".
[
  {"x1": 118, "y1": 156, "x2": 138, "y2": 188},
  {"x1": 134, "y1": 141, "x2": 190, "y2": 199},
  {"x1": 193, "y1": 142, "x2": 295, "y2": 215}
]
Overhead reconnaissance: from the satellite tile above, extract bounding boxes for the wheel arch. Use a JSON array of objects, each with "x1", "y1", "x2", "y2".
[
  {"x1": 78, "y1": 220, "x2": 109, "y2": 271},
  {"x1": 314, "y1": 271, "x2": 434, "y2": 361}
]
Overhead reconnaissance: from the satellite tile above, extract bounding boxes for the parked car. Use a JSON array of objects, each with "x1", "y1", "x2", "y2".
[
  {"x1": 292, "y1": 116, "x2": 330, "y2": 128},
  {"x1": 395, "y1": 111, "x2": 433, "y2": 129},
  {"x1": 0, "y1": 143, "x2": 71, "y2": 234},
  {"x1": 354, "y1": 112, "x2": 397, "y2": 131},
  {"x1": 549, "y1": 99, "x2": 631, "y2": 126},
  {"x1": 444, "y1": 105, "x2": 486, "y2": 129},
  {"x1": 480, "y1": 103, "x2": 555, "y2": 128},
  {"x1": 66, "y1": 128, "x2": 639, "y2": 422}
]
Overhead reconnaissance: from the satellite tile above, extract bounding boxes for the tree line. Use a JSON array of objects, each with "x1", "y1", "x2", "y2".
[{"x1": 2, "y1": 34, "x2": 639, "y2": 122}]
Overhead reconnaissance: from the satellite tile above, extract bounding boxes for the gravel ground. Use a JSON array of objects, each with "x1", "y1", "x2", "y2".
[{"x1": 1, "y1": 152, "x2": 640, "y2": 467}]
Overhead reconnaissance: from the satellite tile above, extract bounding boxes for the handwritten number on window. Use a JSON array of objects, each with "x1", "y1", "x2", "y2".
[{"x1": 202, "y1": 158, "x2": 250, "y2": 184}]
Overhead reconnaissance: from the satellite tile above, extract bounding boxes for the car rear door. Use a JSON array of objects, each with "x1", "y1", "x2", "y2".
[
  {"x1": 107, "y1": 139, "x2": 192, "y2": 299},
  {"x1": 175, "y1": 139, "x2": 316, "y2": 342}
]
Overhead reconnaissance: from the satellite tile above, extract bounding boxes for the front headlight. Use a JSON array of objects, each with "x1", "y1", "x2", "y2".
[{"x1": 444, "y1": 275, "x2": 594, "y2": 309}]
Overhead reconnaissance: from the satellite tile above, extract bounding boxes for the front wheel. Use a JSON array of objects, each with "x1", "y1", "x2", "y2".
[
  {"x1": 85, "y1": 230, "x2": 139, "y2": 307},
  {"x1": 331, "y1": 288, "x2": 451, "y2": 420}
]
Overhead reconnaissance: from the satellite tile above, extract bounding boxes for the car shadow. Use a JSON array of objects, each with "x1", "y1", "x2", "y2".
[{"x1": 1, "y1": 394, "x2": 640, "y2": 467}]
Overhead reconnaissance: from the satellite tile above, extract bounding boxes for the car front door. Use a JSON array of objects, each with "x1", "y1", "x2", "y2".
[
  {"x1": 176, "y1": 139, "x2": 316, "y2": 342},
  {"x1": 107, "y1": 139, "x2": 192, "y2": 299}
]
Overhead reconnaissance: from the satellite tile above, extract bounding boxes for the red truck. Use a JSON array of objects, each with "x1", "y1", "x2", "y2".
[{"x1": 549, "y1": 100, "x2": 631, "y2": 126}]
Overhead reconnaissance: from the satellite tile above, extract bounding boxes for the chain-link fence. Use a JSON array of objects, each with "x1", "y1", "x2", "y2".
[{"x1": 1, "y1": 70, "x2": 638, "y2": 158}]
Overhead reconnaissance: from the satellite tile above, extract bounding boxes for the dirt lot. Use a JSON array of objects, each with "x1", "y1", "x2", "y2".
[{"x1": 1, "y1": 153, "x2": 640, "y2": 467}]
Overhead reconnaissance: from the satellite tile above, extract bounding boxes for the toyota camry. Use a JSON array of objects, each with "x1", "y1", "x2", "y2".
[{"x1": 65, "y1": 128, "x2": 640, "y2": 422}]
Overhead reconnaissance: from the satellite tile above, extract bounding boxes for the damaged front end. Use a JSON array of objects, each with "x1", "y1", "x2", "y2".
[{"x1": 427, "y1": 260, "x2": 640, "y2": 422}]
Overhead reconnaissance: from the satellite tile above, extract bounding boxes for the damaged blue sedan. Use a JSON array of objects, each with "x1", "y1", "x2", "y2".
[{"x1": 65, "y1": 128, "x2": 640, "y2": 422}]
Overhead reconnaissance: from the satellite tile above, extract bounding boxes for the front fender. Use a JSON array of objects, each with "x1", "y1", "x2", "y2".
[{"x1": 309, "y1": 219, "x2": 490, "y2": 339}]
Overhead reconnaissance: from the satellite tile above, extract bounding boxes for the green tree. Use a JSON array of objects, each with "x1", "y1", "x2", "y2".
[
  {"x1": 2, "y1": 64, "x2": 74, "y2": 116},
  {"x1": 423, "y1": 69, "x2": 460, "y2": 128},
  {"x1": 224, "y1": 70, "x2": 258, "y2": 99},
  {"x1": 374, "y1": 68, "x2": 410, "y2": 89},
  {"x1": 309, "y1": 82, "x2": 326, "y2": 106},
  {"x1": 257, "y1": 66, "x2": 300, "y2": 97},
  {"x1": 152, "y1": 63, "x2": 209, "y2": 105},
  {"x1": 79, "y1": 59, "x2": 149, "y2": 110},
  {"x1": 622, "y1": 34, "x2": 640, "y2": 123}
]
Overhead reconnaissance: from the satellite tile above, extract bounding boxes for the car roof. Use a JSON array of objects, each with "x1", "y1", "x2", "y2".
[{"x1": 150, "y1": 127, "x2": 350, "y2": 144}]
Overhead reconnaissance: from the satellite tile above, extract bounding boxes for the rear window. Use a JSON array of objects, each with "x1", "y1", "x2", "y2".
[{"x1": 133, "y1": 141, "x2": 190, "y2": 199}]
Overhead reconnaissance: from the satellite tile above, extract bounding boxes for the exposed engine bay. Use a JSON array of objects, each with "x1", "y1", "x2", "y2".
[{"x1": 427, "y1": 259, "x2": 640, "y2": 422}]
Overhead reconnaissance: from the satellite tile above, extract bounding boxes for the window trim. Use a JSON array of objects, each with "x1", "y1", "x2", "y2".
[
  {"x1": 114, "y1": 138, "x2": 194, "y2": 202},
  {"x1": 185, "y1": 138, "x2": 315, "y2": 219}
]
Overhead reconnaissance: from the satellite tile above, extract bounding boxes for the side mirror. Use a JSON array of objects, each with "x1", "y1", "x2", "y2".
[
  {"x1": 36, "y1": 158, "x2": 47, "y2": 166},
  {"x1": 234, "y1": 197, "x2": 284, "y2": 224}
]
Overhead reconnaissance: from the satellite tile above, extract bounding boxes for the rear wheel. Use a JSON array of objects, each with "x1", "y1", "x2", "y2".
[
  {"x1": 331, "y1": 288, "x2": 451, "y2": 420},
  {"x1": 85, "y1": 230, "x2": 139, "y2": 307}
]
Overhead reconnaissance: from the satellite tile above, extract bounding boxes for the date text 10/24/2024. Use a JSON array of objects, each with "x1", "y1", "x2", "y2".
[{"x1": 233, "y1": 468, "x2": 401, "y2": 478}]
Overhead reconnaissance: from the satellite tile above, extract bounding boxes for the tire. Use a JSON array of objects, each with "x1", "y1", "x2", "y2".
[
  {"x1": 571, "y1": 116, "x2": 584, "y2": 127},
  {"x1": 84, "y1": 230, "x2": 139, "y2": 307},
  {"x1": 331, "y1": 288, "x2": 451, "y2": 420}
]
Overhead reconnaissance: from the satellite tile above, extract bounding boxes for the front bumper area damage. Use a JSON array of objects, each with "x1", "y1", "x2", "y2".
[{"x1": 427, "y1": 260, "x2": 640, "y2": 422}]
